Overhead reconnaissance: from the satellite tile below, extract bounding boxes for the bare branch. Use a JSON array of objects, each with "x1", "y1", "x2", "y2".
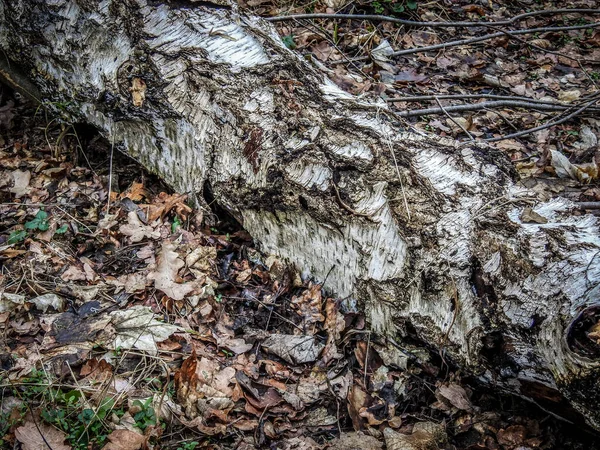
[
  {"x1": 395, "y1": 99, "x2": 600, "y2": 118},
  {"x1": 434, "y1": 96, "x2": 475, "y2": 141},
  {"x1": 267, "y1": 9, "x2": 600, "y2": 28},
  {"x1": 578, "y1": 202, "x2": 600, "y2": 210},
  {"x1": 388, "y1": 94, "x2": 574, "y2": 106},
  {"x1": 332, "y1": 22, "x2": 600, "y2": 64},
  {"x1": 484, "y1": 98, "x2": 599, "y2": 142}
]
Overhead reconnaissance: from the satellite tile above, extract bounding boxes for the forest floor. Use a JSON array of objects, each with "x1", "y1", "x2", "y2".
[{"x1": 2, "y1": 1, "x2": 600, "y2": 449}]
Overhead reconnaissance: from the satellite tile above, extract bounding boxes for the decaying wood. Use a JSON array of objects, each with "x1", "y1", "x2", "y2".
[{"x1": 3, "y1": 0, "x2": 600, "y2": 428}]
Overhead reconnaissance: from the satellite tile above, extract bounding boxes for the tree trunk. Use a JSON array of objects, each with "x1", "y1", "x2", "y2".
[{"x1": 3, "y1": 0, "x2": 600, "y2": 428}]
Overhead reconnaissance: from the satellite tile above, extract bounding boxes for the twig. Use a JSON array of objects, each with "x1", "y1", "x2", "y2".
[
  {"x1": 291, "y1": 17, "x2": 372, "y2": 78},
  {"x1": 363, "y1": 331, "x2": 371, "y2": 388},
  {"x1": 485, "y1": 98, "x2": 599, "y2": 142},
  {"x1": 395, "y1": 99, "x2": 600, "y2": 118},
  {"x1": 106, "y1": 121, "x2": 115, "y2": 214},
  {"x1": 267, "y1": 9, "x2": 600, "y2": 27},
  {"x1": 434, "y1": 96, "x2": 475, "y2": 141},
  {"x1": 243, "y1": 294, "x2": 304, "y2": 331},
  {"x1": 377, "y1": 108, "x2": 411, "y2": 222},
  {"x1": 578, "y1": 202, "x2": 600, "y2": 210},
  {"x1": 483, "y1": 108, "x2": 519, "y2": 131},
  {"x1": 387, "y1": 93, "x2": 578, "y2": 105},
  {"x1": 484, "y1": 23, "x2": 600, "y2": 65},
  {"x1": 332, "y1": 22, "x2": 600, "y2": 64}
]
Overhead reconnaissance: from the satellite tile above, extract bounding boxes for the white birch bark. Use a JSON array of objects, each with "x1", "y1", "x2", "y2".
[{"x1": 2, "y1": 0, "x2": 600, "y2": 427}]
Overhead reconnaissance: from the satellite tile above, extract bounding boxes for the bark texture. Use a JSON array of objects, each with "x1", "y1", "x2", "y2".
[{"x1": 3, "y1": 0, "x2": 600, "y2": 428}]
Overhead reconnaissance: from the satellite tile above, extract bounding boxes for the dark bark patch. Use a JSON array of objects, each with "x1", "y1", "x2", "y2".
[
  {"x1": 470, "y1": 257, "x2": 498, "y2": 325},
  {"x1": 243, "y1": 127, "x2": 263, "y2": 174},
  {"x1": 567, "y1": 305, "x2": 600, "y2": 359}
]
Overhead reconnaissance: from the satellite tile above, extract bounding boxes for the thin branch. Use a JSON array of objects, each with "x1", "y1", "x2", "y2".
[
  {"x1": 332, "y1": 22, "x2": 600, "y2": 64},
  {"x1": 434, "y1": 96, "x2": 475, "y2": 141},
  {"x1": 484, "y1": 23, "x2": 600, "y2": 66},
  {"x1": 484, "y1": 98, "x2": 599, "y2": 142},
  {"x1": 483, "y1": 108, "x2": 519, "y2": 132},
  {"x1": 387, "y1": 93, "x2": 574, "y2": 106},
  {"x1": 267, "y1": 9, "x2": 600, "y2": 28},
  {"x1": 395, "y1": 99, "x2": 600, "y2": 118},
  {"x1": 578, "y1": 202, "x2": 600, "y2": 210}
]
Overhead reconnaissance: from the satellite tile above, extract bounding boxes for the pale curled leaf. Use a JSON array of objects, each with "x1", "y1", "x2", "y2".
[
  {"x1": 0, "y1": 292, "x2": 26, "y2": 313},
  {"x1": 262, "y1": 334, "x2": 324, "y2": 364},
  {"x1": 550, "y1": 149, "x2": 597, "y2": 182},
  {"x1": 9, "y1": 169, "x2": 30, "y2": 198},
  {"x1": 109, "y1": 305, "x2": 180, "y2": 355},
  {"x1": 29, "y1": 293, "x2": 65, "y2": 312},
  {"x1": 551, "y1": 149, "x2": 580, "y2": 180}
]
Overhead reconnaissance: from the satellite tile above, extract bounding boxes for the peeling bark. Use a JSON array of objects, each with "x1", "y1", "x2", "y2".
[{"x1": 3, "y1": 0, "x2": 600, "y2": 428}]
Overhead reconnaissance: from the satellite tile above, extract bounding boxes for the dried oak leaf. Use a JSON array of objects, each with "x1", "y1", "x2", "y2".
[
  {"x1": 149, "y1": 242, "x2": 204, "y2": 300},
  {"x1": 102, "y1": 429, "x2": 146, "y2": 450},
  {"x1": 384, "y1": 422, "x2": 447, "y2": 450},
  {"x1": 291, "y1": 282, "x2": 325, "y2": 333},
  {"x1": 119, "y1": 211, "x2": 160, "y2": 243},
  {"x1": 436, "y1": 382, "x2": 473, "y2": 411},
  {"x1": 15, "y1": 418, "x2": 71, "y2": 450},
  {"x1": 174, "y1": 351, "x2": 236, "y2": 419},
  {"x1": 145, "y1": 192, "x2": 192, "y2": 222}
]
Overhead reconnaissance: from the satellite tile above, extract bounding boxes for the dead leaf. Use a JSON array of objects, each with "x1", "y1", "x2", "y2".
[
  {"x1": 149, "y1": 242, "x2": 204, "y2": 300},
  {"x1": 558, "y1": 90, "x2": 581, "y2": 102},
  {"x1": 29, "y1": 293, "x2": 65, "y2": 313},
  {"x1": 61, "y1": 265, "x2": 87, "y2": 281},
  {"x1": 102, "y1": 429, "x2": 146, "y2": 450},
  {"x1": 262, "y1": 334, "x2": 324, "y2": 364},
  {"x1": 550, "y1": 149, "x2": 579, "y2": 180},
  {"x1": 119, "y1": 211, "x2": 160, "y2": 243},
  {"x1": 520, "y1": 207, "x2": 548, "y2": 224},
  {"x1": 15, "y1": 418, "x2": 71, "y2": 450},
  {"x1": 109, "y1": 305, "x2": 180, "y2": 354},
  {"x1": 9, "y1": 170, "x2": 30, "y2": 198},
  {"x1": 497, "y1": 425, "x2": 528, "y2": 447},
  {"x1": 436, "y1": 383, "x2": 473, "y2": 411}
]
